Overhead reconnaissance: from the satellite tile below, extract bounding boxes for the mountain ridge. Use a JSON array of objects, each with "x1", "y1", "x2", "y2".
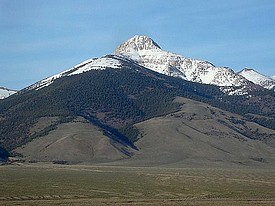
[
  {"x1": 238, "y1": 68, "x2": 275, "y2": 91},
  {"x1": 115, "y1": 35, "x2": 253, "y2": 91},
  {"x1": 0, "y1": 87, "x2": 17, "y2": 99}
]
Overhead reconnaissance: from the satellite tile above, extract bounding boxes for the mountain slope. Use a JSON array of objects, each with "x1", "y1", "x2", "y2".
[
  {"x1": 117, "y1": 97, "x2": 275, "y2": 168},
  {"x1": 238, "y1": 68, "x2": 275, "y2": 91},
  {"x1": 0, "y1": 87, "x2": 16, "y2": 99},
  {"x1": 12, "y1": 97, "x2": 275, "y2": 167},
  {"x1": 15, "y1": 117, "x2": 133, "y2": 163},
  {"x1": 115, "y1": 35, "x2": 252, "y2": 89}
]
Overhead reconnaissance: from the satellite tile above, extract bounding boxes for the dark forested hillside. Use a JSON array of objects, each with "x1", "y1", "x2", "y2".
[
  {"x1": 0, "y1": 56, "x2": 275, "y2": 153},
  {"x1": 0, "y1": 145, "x2": 9, "y2": 162}
]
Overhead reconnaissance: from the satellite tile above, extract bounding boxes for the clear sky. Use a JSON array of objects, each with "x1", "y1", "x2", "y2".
[{"x1": 1, "y1": 0, "x2": 275, "y2": 90}]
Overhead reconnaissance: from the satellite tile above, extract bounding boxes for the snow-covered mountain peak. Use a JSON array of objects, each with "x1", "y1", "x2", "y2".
[
  {"x1": 115, "y1": 35, "x2": 161, "y2": 54},
  {"x1": 0, "y1": 87, "x2": 17, "y2": 99},
  {"x1": 238, "y1": 68, "x2": 275, "y2": 90},
  {"x1": 240, "y1": 68, "x2": 254, "y2": 73},
  {"x1": 115, "y1": 35, "x2": 251, "y2": 90}
]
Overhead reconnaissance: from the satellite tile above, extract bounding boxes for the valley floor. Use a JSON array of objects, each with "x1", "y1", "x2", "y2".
[{"x1": 1, "y1": 163, "x2": 275, "y2": 206}]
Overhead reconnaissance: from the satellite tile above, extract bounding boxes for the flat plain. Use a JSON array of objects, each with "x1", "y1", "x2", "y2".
[{"x1": 1, "y1": 163, "x2": 275, "y2": 206}]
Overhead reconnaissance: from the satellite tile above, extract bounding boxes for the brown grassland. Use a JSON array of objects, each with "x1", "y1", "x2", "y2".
[{"x1": 1, "y1": 163, "x2": 275, "y2": 206}]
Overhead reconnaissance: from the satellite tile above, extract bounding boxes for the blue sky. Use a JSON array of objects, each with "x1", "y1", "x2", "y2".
[{"x1": 1, "y1": 0, "x2": 275, "y2": 89}]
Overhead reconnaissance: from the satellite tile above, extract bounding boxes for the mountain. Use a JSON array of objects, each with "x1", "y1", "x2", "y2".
[
  {"x1": 238, "y1": 68, "x2": 275, "y2": 91},
  {"x1": 272, "y1": 75, "x2": 275, "y2": 80},
  {"x1": 0, "y1": 54, "x2": 275, "y2": 166},
  {"x1": 27, "y1": 35, "x2": 257, "y2": 95},
  {"x1": 27, "y1": 35, "x2": 267, "y2": 96},
  {"x1": 0, "y1": 36, "x2": 275, "y2": 167},
  {"x1": 115, "y1": 35, "x2": 252, "y2": 91},
  {"x1": 0, "y1": 87, "x2": 16, "y2": 99}
]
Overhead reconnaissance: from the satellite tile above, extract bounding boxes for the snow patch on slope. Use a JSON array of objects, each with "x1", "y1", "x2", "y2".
[
  {"x1": 69, "y1": 57, "x2": 121, "y2": 75},
  {"x1": 0, "y1": 87, "x2": 17, "y2": 99},
  {"x1": 220, "y1": 87, "x2": 249, "y2": 96}
]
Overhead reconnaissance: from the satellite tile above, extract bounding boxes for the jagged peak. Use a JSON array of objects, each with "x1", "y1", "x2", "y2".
[{"x1": 115, "y1": 35, "x2": 161, "y2": 54}]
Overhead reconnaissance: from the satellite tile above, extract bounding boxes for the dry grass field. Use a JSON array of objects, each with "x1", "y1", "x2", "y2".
[{"x1": 1, "y1": 163, "x2": 275, "y2": 206}]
